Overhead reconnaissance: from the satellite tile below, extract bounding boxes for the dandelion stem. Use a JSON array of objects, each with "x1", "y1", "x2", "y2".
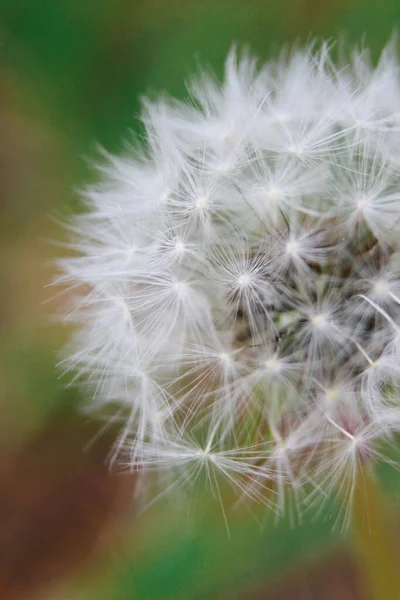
[{"x1": 352, "y1": 468, "x2": 400, "y2": 600}]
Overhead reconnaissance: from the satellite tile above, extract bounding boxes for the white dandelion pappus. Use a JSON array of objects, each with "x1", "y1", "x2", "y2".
[{"x1": 59, "y1": 40, "x2": 400, "y2": 523}]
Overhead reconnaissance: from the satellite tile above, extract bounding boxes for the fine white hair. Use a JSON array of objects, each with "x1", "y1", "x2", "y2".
[{"x1": 58, "y1": 40, "x2": 400, "y2": 521}]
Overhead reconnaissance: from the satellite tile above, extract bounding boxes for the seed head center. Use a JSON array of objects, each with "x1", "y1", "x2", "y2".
[
  {"x1": 312, "y1": 313, "x2": 328, "y2": 328},
  {"x1": 286, "y1": 240, "x2": 299, "y2": 256},
  {"x1": 267, "y1": 187, "x2": 280, "y2": 202}
]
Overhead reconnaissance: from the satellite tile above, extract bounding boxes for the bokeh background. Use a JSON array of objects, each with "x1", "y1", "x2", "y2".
[{"x1": 1, "y1": 1, "x2": 400, "y2": 598}]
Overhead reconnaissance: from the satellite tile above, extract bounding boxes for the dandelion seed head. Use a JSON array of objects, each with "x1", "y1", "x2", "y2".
[{"x1": 58, "y1": 39, "x2": 400, "y2": 522}]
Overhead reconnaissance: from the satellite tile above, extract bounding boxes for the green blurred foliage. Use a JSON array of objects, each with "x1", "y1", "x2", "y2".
[
  {"x1": 1, "y1": 1, "x2": 400, "y2": 598},
  {"x1": 93, "y1": 511, "x2": 336, "y2": 600},
  {"x1": 1, "y1": 0, "x2": 399, "y2": 152}
]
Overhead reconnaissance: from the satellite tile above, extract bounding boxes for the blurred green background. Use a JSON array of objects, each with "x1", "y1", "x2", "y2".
[{"x1": 1, "y1": 1, "x2": 400, "y2": 599}]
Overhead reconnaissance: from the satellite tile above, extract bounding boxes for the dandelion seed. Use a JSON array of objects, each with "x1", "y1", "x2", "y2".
[{"x1": 58, "y1": 40, "x2": 400, "y2": 523}]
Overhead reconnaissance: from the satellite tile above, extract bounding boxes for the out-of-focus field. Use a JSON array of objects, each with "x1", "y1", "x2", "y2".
[{"x1": 1, "y1": 1, "x2": 400, "y2": 598}]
